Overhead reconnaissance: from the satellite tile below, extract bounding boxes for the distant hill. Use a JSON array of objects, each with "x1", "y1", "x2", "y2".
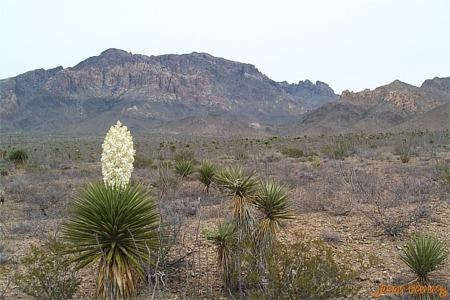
[
  {"x1": 0, "y1": 49, "x2": 336, "y2": 134},
  {"x1": 286, "y1": 77, "x2": 449, "y2": 135}
]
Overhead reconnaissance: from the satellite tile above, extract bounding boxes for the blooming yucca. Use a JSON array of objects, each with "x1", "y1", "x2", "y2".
[{"x1": 101, "y1": 121, "x2": 135, "y2": 189}]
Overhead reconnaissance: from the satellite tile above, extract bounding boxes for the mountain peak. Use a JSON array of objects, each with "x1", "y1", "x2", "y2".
[
  {"x1": 382, "y1": 80, "x2": 416, "y2": 90},
  {"x1": 72, "y1": 48, "x2": 135, "y2": 70},
  {"x1": 421, "y1": 76, "x2": 450, "y2": 91},
  {"x1": 100, "y1": 48, "x2": 131, "y2": 57}
]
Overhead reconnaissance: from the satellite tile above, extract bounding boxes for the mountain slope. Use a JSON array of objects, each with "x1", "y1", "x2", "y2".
[
  {"x1": 289, "y1": 77, "x2": 449, "y2": 134},
  {"x1": 0, "y1": 49, "x2": 336, "y2": 134}
]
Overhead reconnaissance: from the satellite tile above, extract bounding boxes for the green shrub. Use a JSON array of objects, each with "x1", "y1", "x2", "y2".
[
  {"x1": 174, "y1": 160, "x2": 194, "y2": 178},
  {"x1": 8, "y1": 149, "x2": 28, "y2": 165},
  {"x1": 154, "y1": 167, "x2": 179, "y2": 191},
  {"x1": 63, "y1": 182, "x2": 160, "y2": 299},
  {"x1": 435, "y1": 161, "x2": 450, "y2": 197},
  {"x1": 0, "y1": 243, "x2": 7, "y2": 265},
  {"x1": 394, "y1": 140, "x2": 411, "y2": 163},
  {"x1": 214, "y1": 166, "x2": 259, "y2": 234},
  {"x1": 174, "y1": 150, "x2": 194, "y2": 162},
  {"x1": 258, "y1": 239, "x2": 359, "y2": 299},
  {"x1": 197, "y1": 160, "x2": 216, "y2": 193},
  {"x1": 206, "y1": 222, "x2": 238, "y2": 290},
  {"x1": 253, "y1": 181, "x2": 293, "y2": 244},
  {"x1": 321, "y1": 140, "x2": 353, "y2": 159},
  {"x1": 281, "y1": 147, "x2": 304, "y2": 158},
  {"x1": 134, "y1": 156, "x2": 154, "y2": 169},
  {"x1": 309, "y1": 155, "x2": 321, "y2": 168},
  {"x1": 13, "y1": 238, "x2": 80, "y2": 300},
  {"x1": 400, "y1": 235, "x2": 448, "y2": 284}
]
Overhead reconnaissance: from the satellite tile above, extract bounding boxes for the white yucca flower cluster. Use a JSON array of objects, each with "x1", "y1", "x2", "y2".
[{"x1": 101, "y1": 121, "x2": 135, "y2": 189}]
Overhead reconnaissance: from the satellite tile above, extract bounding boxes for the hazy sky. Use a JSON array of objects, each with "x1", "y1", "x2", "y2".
[{"x1": 1, "y1": 0, "x2": 449, "y2": 93}]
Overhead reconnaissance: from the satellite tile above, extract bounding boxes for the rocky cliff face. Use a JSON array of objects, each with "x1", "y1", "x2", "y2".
[
  {"x1": 290, "y1": 77, "x2": 450, "y2": 134},
  {"x1": 340, "y1": 79, "x2": 448, "y2": 113},
  {"x1": 0, "y1": 49, "x2": 337, "y2": 133}
]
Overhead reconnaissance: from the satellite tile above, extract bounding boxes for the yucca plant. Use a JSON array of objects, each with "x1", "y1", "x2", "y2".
[
  {"x1": 63, "y1": 182, "x2": 159, "y2": 300},
  {"x1": 214, "y1": 166, "x2": 259, "y2": 234},
  {"x1": 399, "y1": 235, "x2": 448, "y2": 284},
  {"x1": 206, "y1": 222, "x2": 238, "y2": 290},
  {"x1": 253, "y1": 181, "x2": 294, "y2": 244},
  {"x1": 8, "y1": 149, "x2": 28, "y2": 166},
  {"x1": 174, "y1": 159, "x2": 194, "y2": 178},
  {"x1": 197, "y1": 160, "x2": 216, "y2": 193}
]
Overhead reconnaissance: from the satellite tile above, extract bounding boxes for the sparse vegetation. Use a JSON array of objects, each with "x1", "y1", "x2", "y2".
[
  {"x1": 281, "y1": 147, "x2": 304, "y2": 158},
  {"x1": 321, "y1": 139, "x2": 354, "y2": 159},
  {"x1": 13, "y1": 238, "x2": 81, "y2": 300},
  {"x1": 1, "y1": 130, "x2": 449, "y2": 299},
  {"x1": 258, "y1": 239, "x2": 359, "y2": 299},
  {"x1": 134, "y1": 156, "x2": 154, "y2": 169}
]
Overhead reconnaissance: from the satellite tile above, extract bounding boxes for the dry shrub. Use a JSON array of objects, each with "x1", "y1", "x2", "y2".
[{"x1": 350, "y1": 171, "x2": 431, "y2": 236}]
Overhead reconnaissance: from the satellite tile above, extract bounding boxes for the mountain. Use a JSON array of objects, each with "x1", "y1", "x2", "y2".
[
  {"x1": 289, "y1": 77, "x2": 450, "y2": 134},
  {"x1": 1, "y1": 49, "x2": 448, "y2": 136},
  {"x1": 0, "y1": 49, "x2": 337, "y2": 134}
]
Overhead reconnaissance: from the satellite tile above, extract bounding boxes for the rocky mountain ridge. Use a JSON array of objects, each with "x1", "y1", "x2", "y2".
[
  {"x1": 0, "y1": 49, "x2": 448, "y2": 135},
  {"x1": 0, "y1": 49, "x2": 337, "y2": 133},
  {"x1": 291, "y1": 77, "x2": 449, "y2": 134}
]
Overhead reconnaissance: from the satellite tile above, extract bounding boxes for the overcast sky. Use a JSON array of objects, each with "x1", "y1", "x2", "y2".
[{"x1": 1, "y1": 0, "x2": 449, "y2": 93}]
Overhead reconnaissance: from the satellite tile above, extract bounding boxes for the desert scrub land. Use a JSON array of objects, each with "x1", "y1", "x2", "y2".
[{"x1": 0, "y1": 129, "x2": 449, "y2": 299}]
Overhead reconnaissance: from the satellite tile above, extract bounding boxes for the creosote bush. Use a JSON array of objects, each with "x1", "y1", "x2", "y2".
[
  {"x1": 250, "y1": 239, "x2": 359, "y2": 299},
  {"x1": 174, "y1": 150, "x2": 195, "y2": 163},
  {"x1": 321, "y1": 138, "x2": 355, "y2": 159},
  {"x1": 280, "y1": 147, "x2": 304, "y2": 158},
  {"x1": 0, "y1": 244, "x2": 7, "y2": 265},
  {"x1": 8, "y1": 149, "x2": 28, "y2": 166},
  {"x1": 394, "y1": 139, "x2": 412, "y2": 163},
  {"x1": 13, "y1": 238, "x2": 81, "y2": 300},
  {"x1": 435, "y1": 160, "x2": 450, "y2": 199},
  {"x1": 134, "y1": 156, "x2": 154, "y2": 169}
]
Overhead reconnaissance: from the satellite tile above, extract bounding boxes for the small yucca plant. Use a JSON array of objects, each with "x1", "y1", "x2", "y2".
[
  {"x1": 253, "y1": 181, "x2": 293, "y2": 244},
  {"x1": 214, "y1": 166, "x2": 259, "y2": 234},
  {"x1": 206, "y1": 222, "x2": 238, "y2": 289},
  {"x1": 197, "y1": 160, "x2": 216, "y2": 193},
  {"x1": 399, "y1": 235, "x2": 448, "y2": 284},
  {"x1": 63, "y1": 182, "x2": 159, "y2": 300},
  {"x1": 174, "y1": 160, "x2": 194, "y2": 178},
  {"x1": 8, "y1": 149, "x2": 28, "y2": 166}
]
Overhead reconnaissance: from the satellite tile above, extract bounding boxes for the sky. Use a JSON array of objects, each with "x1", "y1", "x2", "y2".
[{"x1": 1, "y1": 0, "x2": 449, "y2": 93}]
